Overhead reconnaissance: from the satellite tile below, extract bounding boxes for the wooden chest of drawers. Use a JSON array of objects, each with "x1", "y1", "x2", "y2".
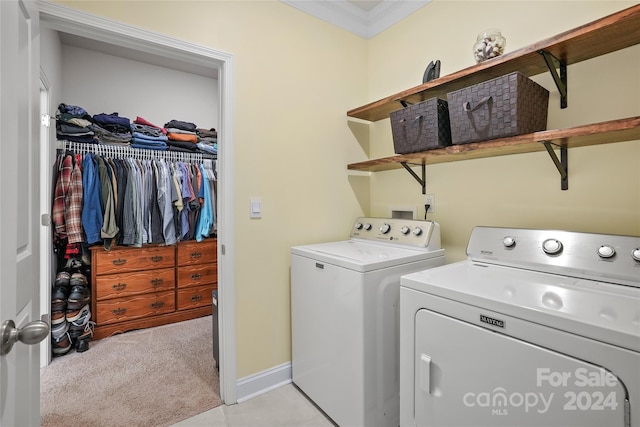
[
  {"x1": 90, "y1": 239, "x2": 217, "y2": 339},
  {"x1": 176, "y1": 239, "x2": 217, "y2": 311}
]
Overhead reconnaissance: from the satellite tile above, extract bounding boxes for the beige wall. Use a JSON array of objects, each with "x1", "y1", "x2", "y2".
[
  {"x1": 367, "y1": 0, "x2": 640, "y2": 261},
  {"x1": 51, "y1": 1, "x2": 639, "y2": 380},
  {"x1": 53, "y1": 0, "x2": 369, "y2": 378}
]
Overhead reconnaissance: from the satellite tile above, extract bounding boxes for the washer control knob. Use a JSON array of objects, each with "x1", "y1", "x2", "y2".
[
  {"x1": 363, "y1": 223, "x2": 372, "y2": 231},
  {"x1": 597, "y1": 245, "x2": 616, "y2": 259},
  {"x1": 412, "y1": 227, "x2": 423, "y2": 236},
  {"x1": 542, "y1": 239, "x2": 563, "y2": 255},
  {"x1": 400, "y1": 226, "x2": 410, "y2": 235},
  {"x1": 355, "y1": 222, "x2": 363, "y2": 230},
  {"x1": 632, "y1": 248, "x2": 640, "y2": 262},
  {"x1": 379, "y1": 223, "x2": 391, "y2": 234},
  {"x1": 503, "y1": 236, "x2": 516, "y2": 248}
]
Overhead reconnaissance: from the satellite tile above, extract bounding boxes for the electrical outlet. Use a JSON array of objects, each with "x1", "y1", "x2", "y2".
[{"x1": 425, "y1": 194, "x2": 435, "y2": 213}]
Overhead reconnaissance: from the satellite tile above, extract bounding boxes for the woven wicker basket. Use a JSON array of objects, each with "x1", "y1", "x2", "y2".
[
  {"x1": 390, "y1": 98, "x2": 451, "y2": 154},
  {"x1": 447, "y1": 72, "x2": 549, "y2": 145}
]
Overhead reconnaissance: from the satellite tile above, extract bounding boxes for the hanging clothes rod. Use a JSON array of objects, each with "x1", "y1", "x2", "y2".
[{"x1": 58, "y1": 140, "x2": 216, "y2": 163}]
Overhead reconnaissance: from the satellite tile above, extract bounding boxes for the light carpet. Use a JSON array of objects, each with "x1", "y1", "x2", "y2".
[{"x1": 41, "y1": 316, "x2": 221, "y2": 427}]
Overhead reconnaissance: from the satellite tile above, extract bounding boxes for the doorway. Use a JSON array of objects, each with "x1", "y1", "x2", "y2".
[{"x1": 37, "y1": 1, "x2": 237, "y2": 404}]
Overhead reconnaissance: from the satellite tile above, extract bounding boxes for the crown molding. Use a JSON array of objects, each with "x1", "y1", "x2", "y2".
[{"x1": 281, "y1": 0, "x2": 431, "y2": 39}]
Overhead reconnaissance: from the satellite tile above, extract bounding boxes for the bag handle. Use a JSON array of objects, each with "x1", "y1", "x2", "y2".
[
  {"x1": 400, "y1": 115, "x2": 424, "y2": 146},
  {"x1": 463, "y1": 96, "x2": 493, "y2": 112}
]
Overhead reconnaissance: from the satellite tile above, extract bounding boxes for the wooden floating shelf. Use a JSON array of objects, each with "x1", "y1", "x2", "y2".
[
  {"x1": 347, "y1": 116, "x2": 640, "y2": 172},
  {"x1": 347, "y1": 4, "x2": 640, "y2": 122}
]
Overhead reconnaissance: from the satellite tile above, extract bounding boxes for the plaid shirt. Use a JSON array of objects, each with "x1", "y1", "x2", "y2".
[
  {"x1": 66, "y1": 157, "x2": 84, "y2": 243},
  {"x1": 52, "y1": 155, "x2": 73, "y2": 241},
  {"x1": 52, "y1": 154, "x2": 85, "y2": 244}
]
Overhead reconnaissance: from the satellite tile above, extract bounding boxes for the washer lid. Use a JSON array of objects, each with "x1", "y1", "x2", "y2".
[
  {"x1": 291, "y1": 240, "x2": 444, "y2": 272},
  {"x1": 401, "y1": 261, "x2": 640, "y2": 352}
]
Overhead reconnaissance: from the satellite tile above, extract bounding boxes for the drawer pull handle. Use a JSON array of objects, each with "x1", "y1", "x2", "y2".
[
  {"x1": 151, "y1": 301, "x2": 164, "y2": 309},
  {"x1": 150, "y1": 278, "x2": 164, "y2": 286},
  {"x1": 112, "y1": 283, "x2": 127, "y2": 291},
  {"x1": 190, "y1": 251, "x2": 202, "y2": 259},
  {"x1": 112, "y1": 258, "x2": 127, "y2": 266},
  {"x1": 112, "y1": 308, "x2": 127, "y2": 316},
  {"x1": 191, "y1": 273, "x2": 202, "y2": 280},
  {"x1": 150, "y1": 256, "x2": 163, "y2": 262},
  {"x1": 191, "y1": 294, "x2": 203, "y2": 302}
]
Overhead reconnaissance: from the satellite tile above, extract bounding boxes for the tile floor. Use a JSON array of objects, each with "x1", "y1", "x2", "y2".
[{"x1": 171, "y1": 383, "x2": 335, "y2": 427}]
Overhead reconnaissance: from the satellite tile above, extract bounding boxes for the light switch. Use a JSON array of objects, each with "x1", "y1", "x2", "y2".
[{"x1": 250, "y1": 197, "x2": 262, "y2": 219}]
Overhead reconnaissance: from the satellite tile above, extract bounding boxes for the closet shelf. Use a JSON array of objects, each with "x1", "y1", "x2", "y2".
[
  {"x1": 347, "y1": 116, "x2": 640, "y2": 172},
  {"x1": 347, "y1": 4, "x2": 640, "y2": 122},
  {"x1": 59, "y1": 140, "x2": 216, "y2": 161}
]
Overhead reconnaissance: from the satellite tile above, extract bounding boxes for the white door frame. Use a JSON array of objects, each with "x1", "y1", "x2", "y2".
[
  {"x1": 39, "y1": 72, "x2": 53, "y2": 368},
  {"x1": 36, "y1": 0, "x2": 238, "y2": 404}
]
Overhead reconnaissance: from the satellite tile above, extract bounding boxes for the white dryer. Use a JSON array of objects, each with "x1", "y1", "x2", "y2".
[
  {"x1": 400, "y1": 226, "x2": 640, "y2": 427},
  {"x1": 292, "y1": 217, "x2": 445, "y2": 427}
]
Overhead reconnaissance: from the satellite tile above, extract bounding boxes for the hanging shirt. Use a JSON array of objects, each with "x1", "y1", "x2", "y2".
[
  {"x1": 195, "y1": 163, "x2": 213, "y2": 242},
  {"x1": 156, "y1": 159, "x2": 177, "y2": 245},
  {"x1": 52, "y1": 154, "x2": 73, "y2": 242},
  {"x1": 121, "y1": 159, "x2": 137, "y2": 246},
  {"x1": 82, "y1": 153, "x2": 103, "y2": 245},
  {"x1": 66, "y1": 157, "x2": 85, "y2": 244},
  {"x1": 148, "y1": 160, "x2": 164, "y2": 244},
  {"x1": 96, "y1": 156, "x2": 119, "y2": 247},
  {"x1": 177, "y1": 162, "x2": 194, "y2": 240}
]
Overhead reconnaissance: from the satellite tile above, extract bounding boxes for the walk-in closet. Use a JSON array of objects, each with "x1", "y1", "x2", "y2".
[{"x1": 39, "y1": 5, "x2": 224, "y2": 409}]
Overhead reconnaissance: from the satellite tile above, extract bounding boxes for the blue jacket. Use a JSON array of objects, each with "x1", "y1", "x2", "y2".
[{"x1": 82, "y1": 154, "x2": 103, "y2": 244}]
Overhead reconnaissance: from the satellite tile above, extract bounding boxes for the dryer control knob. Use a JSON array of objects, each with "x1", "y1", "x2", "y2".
[
  {"x1": 363, "y1": 223, "x2": 372, "y2": 231},
  {"x1": 503, "y1": 237, "x2": 516, "y2": 248},
  {"x1": 412, "y1": 227, "x2": 423, "y2": 236},
  {"x1": 379, "y1": 223, "x2": 391, "y2": 234},
  {"x1": 632, "y1": 248, "x2": 640, "y2": 262},
  {"x1": 400, "y1": 226, "x2": 410, "y2": 235},
  {"x1": 542, "y1": 239, "x2": 563, "y2": 255},
  {"x1": 355, "y1": 222, "x2": 363, "y2": 230},
  {"x1": 597, "y1": 245, "x2": 616, "y2": 259}
]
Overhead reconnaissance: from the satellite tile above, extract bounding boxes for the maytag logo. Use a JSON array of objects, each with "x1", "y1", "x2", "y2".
[{"x1": 480, "y1": 314, "x2": 504, "y2": 328}]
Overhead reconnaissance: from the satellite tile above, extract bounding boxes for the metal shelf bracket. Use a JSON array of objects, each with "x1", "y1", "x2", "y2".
[
  {"x1": 538, "y1": 50, "x2": 568, "y2": 108},
  {"x1": 400, "y1": 162, "x2": 426, "y2": 194},
  {"x1": 542, "y1": 141, "x2": 568, "y2": 190}
]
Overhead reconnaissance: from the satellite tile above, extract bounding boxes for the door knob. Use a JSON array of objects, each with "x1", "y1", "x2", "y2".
[{"x1": 1, "y1": 319, "x2": 50, "y2": 356}]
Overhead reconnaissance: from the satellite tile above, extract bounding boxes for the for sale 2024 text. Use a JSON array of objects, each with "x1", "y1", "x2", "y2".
[
  {"x1": 462, "y1": 367, "x2": 620, "y2": 415},
  {"x1": 537, "y1": 367, "x2": 619, "y2": 412}
]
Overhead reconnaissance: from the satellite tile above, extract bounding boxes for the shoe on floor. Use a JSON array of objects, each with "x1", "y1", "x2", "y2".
[
  {"x1": 52, "y1": 332, "x2": 72, "y2": 356},
  {"x1": 74, "y1": 322, "x2": 95, "y2": 342},
  {"x1": 67, "y1": 285, "x2": 90, "y2": 310},
  {"x1": 68, "y1": 305, "x2": 93, "y2": 339},
  {"x1": 51, "y1": 287, "x2": 68, "y2": 312},
  {"x1": 70, "y1": 272, "x2": 88, "y2": 287},
  {"x1": 54, "y1": 271, "x2": 70, "y2": 288},
  {"x1": 66, "y1": 303, "x2": 89, "y2": 323},
  {"x1": 51, "y1": 320, "x2": 69, "y2": 340},
  {"x1": 51, "y1": 310, "x2": 67, "y2": 326},
  {"x1": 75, "y1": 339, "x2": 90, "y2": 353}
]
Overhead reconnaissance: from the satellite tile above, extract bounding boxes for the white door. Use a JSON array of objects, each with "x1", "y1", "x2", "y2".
[{"x1": 0, "y1": 1, "x2": 47, "y2": 426}]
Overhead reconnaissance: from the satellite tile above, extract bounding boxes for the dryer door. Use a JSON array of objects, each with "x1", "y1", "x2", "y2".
[{"x1": 414, "y1": 309, "x2": 628, "y2": 427}]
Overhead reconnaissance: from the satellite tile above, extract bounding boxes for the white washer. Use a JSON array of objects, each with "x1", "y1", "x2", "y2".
[
  {"x1": 292, "y1": 217, "x2": 446, "y2": 427},
  {"x1": 400, "y1": 226, "x2": 640, "y2": 427}
]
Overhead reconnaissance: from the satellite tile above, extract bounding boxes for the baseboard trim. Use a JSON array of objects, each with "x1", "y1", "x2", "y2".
[{"x1": 236, "y1": 362, "x2": 292, "y2": 403}]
